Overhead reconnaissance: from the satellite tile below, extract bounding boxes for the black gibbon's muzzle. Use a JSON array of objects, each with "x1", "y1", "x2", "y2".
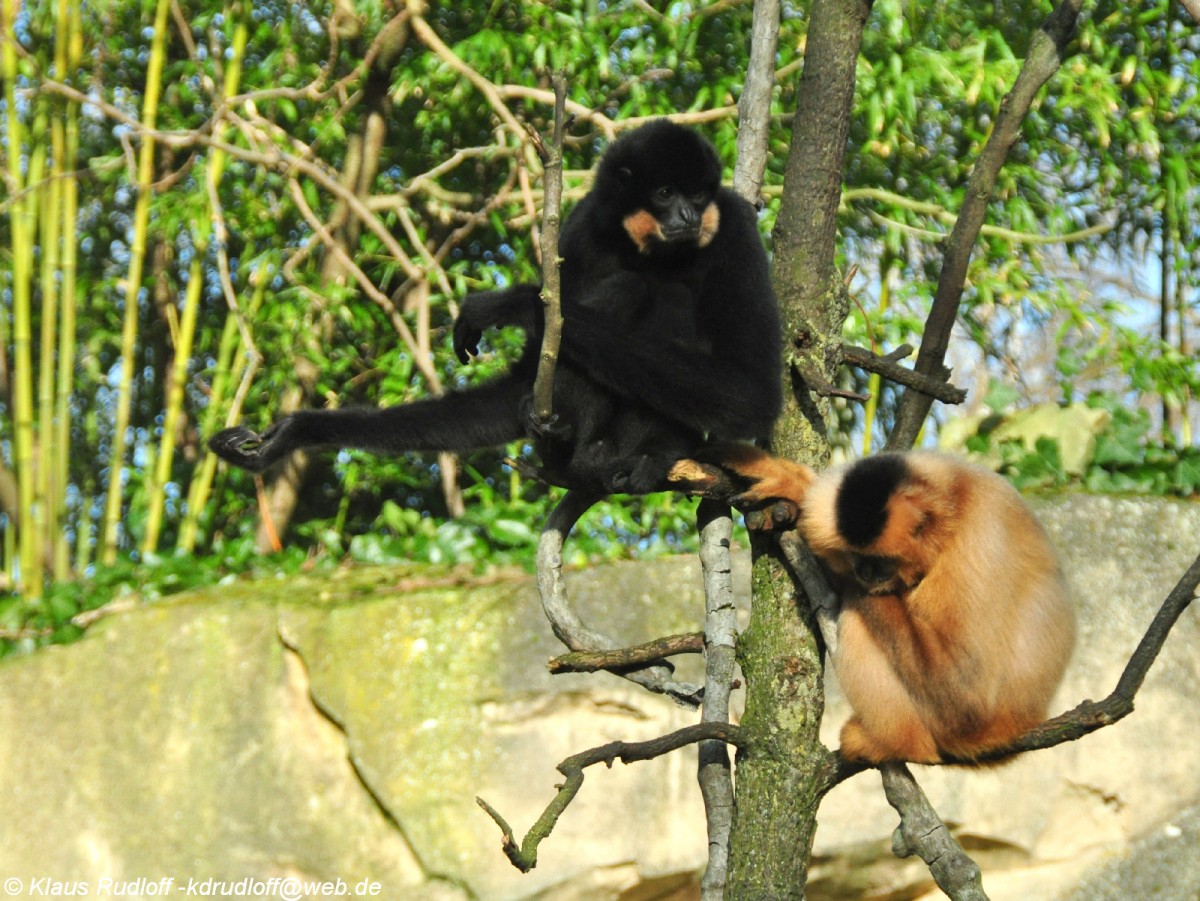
[{"x1": 659, "y1": 225, "x2": 703, "y2": 245}]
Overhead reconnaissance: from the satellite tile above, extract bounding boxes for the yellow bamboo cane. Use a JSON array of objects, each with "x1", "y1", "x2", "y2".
[
  {"x1": 3, "y1": 0, "x2": 41, "y2": 597},
  {"x1": 141, "y1": 18, "x2": 248, "y2": 554},
  {"x1": 176, "y1": 263, "x2": 267, "y2": 553},
  {"x1": 52, "y1": 0, "x2": 82, "y2": 579},
  {"x1": 99, "y1": 0, "x2": 170, "y2": 565}
]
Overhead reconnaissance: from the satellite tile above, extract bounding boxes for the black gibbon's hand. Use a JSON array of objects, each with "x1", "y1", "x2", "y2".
[
  {"x1": 452, "y1": 317, "x2": 483, "y2": 365},
  {"x1": 452, "y1": 284, "x2": 543, "y2": 365},
  {"x1": 208, "y1": 420, "x2": 294, "y2": 473}
]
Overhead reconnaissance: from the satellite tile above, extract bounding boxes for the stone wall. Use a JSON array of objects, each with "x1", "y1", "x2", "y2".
[{"x1": 0, "y1": 494, "x2": 1197, "y2": 900}]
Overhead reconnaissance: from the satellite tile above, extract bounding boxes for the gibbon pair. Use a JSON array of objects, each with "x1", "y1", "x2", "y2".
[
  {"x1": 707, "y1": 446, "x2": 1076, "y2": 764},
  {"x1": 210, "y1": 119, "x2": 1073, "y2": 766}
]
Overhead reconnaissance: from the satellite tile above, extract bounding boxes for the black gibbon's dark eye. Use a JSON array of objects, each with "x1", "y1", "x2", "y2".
[
  {"x1": 689, "y1": 191, "x2": 708, "y2": 205},
  {"x1": 655, "y1": 186, "x2": 676, "y2": 204}
]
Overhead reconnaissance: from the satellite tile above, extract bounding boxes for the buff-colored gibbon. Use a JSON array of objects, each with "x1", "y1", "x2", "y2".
[{"x1": 701, "y1": 447, "x2": 1076, "y2": 764}]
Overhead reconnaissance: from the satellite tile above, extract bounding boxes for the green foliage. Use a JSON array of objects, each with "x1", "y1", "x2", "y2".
[
  {"x1": 966, "y1": 393, "x2": 1200, "y2": 496},
  {"x1": 0, "y1": 542, "x2": 320, "y2": 661},
  {"x1": 842, "y1": 0, "x2": 1198, "y2": 449},
  {"x1": 1, "y1": 0, "x2": 1196, "y2": 622}
]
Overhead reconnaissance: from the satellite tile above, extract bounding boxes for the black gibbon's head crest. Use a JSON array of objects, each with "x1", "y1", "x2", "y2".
[
  {"x1": 835, "y1": 454, "x2": 911, "y2": 548},
  {"x1": 594, "y1": 120, "x2": 723, "y2": 255}
]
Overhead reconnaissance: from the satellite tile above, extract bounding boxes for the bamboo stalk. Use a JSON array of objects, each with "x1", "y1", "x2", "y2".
[
  {"x1": 176, "y1": 262, "x2": 267, "y2": 552},
  {"x1": 99, "y1": 0, "x2": 171, "y2": 565},
  {"x1": 39, "y1": 114, "x2": 63, "y2": 581},
  {"x1": 52, "y1": 0, "x2": 82, "y2": 580},
  {"x1": 3, "y1": 0, "x2": 41, "y2": 598},
  {"x1": 148, "y1": 18, "x2": 249, "y2": 553}
]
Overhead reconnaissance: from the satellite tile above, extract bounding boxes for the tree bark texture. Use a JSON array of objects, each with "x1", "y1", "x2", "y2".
[{"x1": 727, "y1": 0, "x2": 870, "y2": 896}]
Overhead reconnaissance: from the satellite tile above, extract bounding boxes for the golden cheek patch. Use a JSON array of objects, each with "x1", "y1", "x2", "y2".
[
  {"x1": 698, "y1": 202, "x2": 720, "y2": 247},
  {"x1": 622, "y1": 209, "x2": 664, "y2": 254}
]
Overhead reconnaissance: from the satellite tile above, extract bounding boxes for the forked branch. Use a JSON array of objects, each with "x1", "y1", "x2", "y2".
[
  {"x1": 881, "y1": 763, "x2": 989, "y2": 900},
  {"x1": 477, "y1": 722, "x2": 746, "y2": 873},
  {"x1": 536, "y1": 490, "x2": 705, "y2": 705}
]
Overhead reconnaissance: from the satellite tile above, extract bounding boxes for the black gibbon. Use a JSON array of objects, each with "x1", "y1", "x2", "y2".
[
  {"x1": 209, "y1": 121, "x2": 782, "y2": 495},
  {"x1": 702, "y1": 445, "x2": 1076, "y2": 764}
]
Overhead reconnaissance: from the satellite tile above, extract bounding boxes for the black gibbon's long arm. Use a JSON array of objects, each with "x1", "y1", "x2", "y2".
[
  {"x1": 207, "y1": 375, "x2": 532, "y2": 474},
  {"x1": 210, "y1": 121, "x2": 782, "y2": 494}
]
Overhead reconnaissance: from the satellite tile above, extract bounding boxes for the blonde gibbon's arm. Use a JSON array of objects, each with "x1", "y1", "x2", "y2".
[{"x1": 714, "y1": 446, "x2": 1076, "y2": 765}]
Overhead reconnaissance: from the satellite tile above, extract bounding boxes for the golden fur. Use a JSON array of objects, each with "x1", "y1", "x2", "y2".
[
  {"x1": 622, "y1": 209, "x2": 664, "y2": 253},
  {"x1": 622, "y1": 202, "x2": 720, "y2": 253},
  {"x1": 719, "y1": 446, "x2": 1075, "y2": 764}
]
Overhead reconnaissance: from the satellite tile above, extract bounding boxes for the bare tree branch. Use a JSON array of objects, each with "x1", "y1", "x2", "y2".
[
  {"x1": 546, "y1": 632, "x2": 703, "y2": 674},
  {"x1": 696, "y1": 501, "x2": 739, "y2": 901},
  {"x1": 887, "y1": 0, "x2": 1084, "y2": 450},
  {"x1": 477, "y1": 722, "x2": 746, "y2": 873},
  {"x1": 531, "y1": 73, "x2": 568, "y2": 427},
  {"x1": 536, "y1": 491, "x2": 704, "y2": 706},
  {"x1": 880, "y1": 763, "x2": 990, "y2": 901},
  {"x1": 841, "y1": 343, "x2": 967, "y2": 404},
  {"x1": 732, "y1": 0, "x2": 780, "y2": 204},
  {"x1": 777, "y1": 532, "x2": 839, "y2": 656}
]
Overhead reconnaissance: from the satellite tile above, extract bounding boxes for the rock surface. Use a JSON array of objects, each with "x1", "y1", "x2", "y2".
[{"x1": 0, "y1": 494, "x2": 1197, "y2": 900}]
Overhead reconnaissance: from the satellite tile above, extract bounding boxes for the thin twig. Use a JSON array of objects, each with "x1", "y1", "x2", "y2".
[{"x1": 476, "y1": 722, "x2": 746, "y2": 873}]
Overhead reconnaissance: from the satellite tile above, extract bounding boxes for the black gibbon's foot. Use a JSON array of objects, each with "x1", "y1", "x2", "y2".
[
  {"x1": 605, "y1": 454, "x2": 677, "y2": 495},
  {"x1": 525, "y1": 409, "x2": 572, "y2": 442}
]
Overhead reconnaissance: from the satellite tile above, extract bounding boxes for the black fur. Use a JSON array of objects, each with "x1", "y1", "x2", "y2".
[
  {"x1": 209, "y1": 121, "x2": 782, "y2": 495},
  {"x1": 835, "y1": 454, "x2": 911, "y2": 548}
]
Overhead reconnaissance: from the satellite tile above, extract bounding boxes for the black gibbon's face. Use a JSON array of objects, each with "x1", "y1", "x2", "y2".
[
  {"x1": 593, "y1": 120, "x2": 725, "y2": 256},
  {"x1": 622, "y1": 186, "x2": 721, "y2": 255}
]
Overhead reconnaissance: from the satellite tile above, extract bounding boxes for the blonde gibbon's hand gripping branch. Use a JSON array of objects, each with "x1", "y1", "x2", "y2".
[{"x1": 703, "y1": 446, "x2": 1076, "y2": 765}]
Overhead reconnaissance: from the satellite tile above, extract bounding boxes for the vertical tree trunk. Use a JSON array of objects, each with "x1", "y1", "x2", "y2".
[{"x1": 726, "y1": 0, "x2": 870, "y2": 895}]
